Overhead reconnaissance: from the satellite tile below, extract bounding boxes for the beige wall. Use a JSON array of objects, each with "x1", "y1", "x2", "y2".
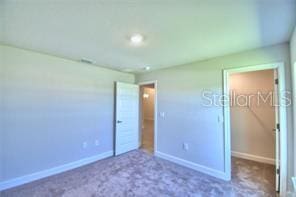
[
  {"x1": 142, "y1": 87, "x2": 155, "y2": 120},
  {"x1": 230, "y1": 70, "x2": 275, "y2": 161}
]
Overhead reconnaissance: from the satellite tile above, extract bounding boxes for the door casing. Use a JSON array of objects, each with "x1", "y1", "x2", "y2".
[
  {"x1": 138, "y1": 80, "x2": 158, "y2": 153},
  {"x1": 223, "y1": 62, "x2": 288, "y2": 195}
]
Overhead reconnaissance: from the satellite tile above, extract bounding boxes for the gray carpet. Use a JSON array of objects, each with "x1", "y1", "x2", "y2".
[{"x1": 1, "y1": 150, "x2": 275, "y2": 197}]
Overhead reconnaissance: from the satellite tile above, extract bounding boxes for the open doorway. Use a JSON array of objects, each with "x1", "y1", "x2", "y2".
[
  {"x1": 223, "y1": 63, "x2": 288, "y2": 195},
  {"x1": 139, "y1": 83, "x2": 156, "y2": 154},
  {"x1": 230, "y1": 69, "x2": 276, "y2": 194}
]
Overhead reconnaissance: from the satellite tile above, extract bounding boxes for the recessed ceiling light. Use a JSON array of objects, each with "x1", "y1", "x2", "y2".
[
  {"x1": 130, "y1": 34, "x2": 144, "y2": 45},
  {"x1": 144, "y1": 66, "x2": 150, "y2": 71}
]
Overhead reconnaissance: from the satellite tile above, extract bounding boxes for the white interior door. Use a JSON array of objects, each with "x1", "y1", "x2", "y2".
[
  {"x1": 274, "y1": 70, "x2": 280, "y2": 192},
  {"x1": 115, "y1": 82, "x2": 139, "y2": 156}
]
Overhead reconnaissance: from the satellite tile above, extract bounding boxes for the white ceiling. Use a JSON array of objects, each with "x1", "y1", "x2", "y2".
[{"x1": 1, "y1": 0, "x2": 295, "y2": 73}]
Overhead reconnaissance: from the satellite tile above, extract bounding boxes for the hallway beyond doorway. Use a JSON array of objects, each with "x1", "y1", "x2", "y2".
[
  {"x1": 141, "y1": 119, "x2": 154, "y2": 153},
  {"x1": 140, "y1": 83, "x2": 155, "y2": 154}
]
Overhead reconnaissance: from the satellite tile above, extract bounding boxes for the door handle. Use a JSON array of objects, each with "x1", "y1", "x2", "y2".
[{"x1": 117, "y1": 120, "x2": 123, "y2": 124}]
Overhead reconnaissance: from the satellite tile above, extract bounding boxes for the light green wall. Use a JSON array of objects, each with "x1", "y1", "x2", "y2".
[
  {"x1": 0, "y1": 44, "x2": 134, "y2": 182},
  {"x1": 136, "y1": 43, "x2": 293, "y2": 190},
  {"x1": 291, "y1": 27, "x2": 296, "y2": 68},
  {"x1": 290, "y1": 26, "x2": 296, "y2": 178},
  {"x1": 0, "y1": 45, "x2": 4, "y2": 183},
  {"x1": 1, "y1": 41, "x2": 294, "y2": 191}
]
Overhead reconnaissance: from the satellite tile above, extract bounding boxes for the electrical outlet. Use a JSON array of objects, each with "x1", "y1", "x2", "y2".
[
  {"x1": 82, "y1": 142, "x2": 88, "y2": 149},
  {"x1": 183, "y1": 142, "x2": 189, "y2": 151},
  {"x1": 95, "y1": 139, "x2": 99, "y2": 146}
]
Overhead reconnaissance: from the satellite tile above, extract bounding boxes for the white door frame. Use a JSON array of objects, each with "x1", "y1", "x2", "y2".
[
  {"x1": 293, "y1": 62, "x2": 296, "y2": 181},
  {"x1": 138, "y1": 80, "x2": 158, "y2": 153},
  {"x1": 223, "y1": 62, "x2": 287, "y2": 194}
]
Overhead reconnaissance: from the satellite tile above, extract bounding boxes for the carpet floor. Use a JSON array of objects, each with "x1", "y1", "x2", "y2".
[{"x1": 1, "y1": 150, "x2": 275, "y2": 197}]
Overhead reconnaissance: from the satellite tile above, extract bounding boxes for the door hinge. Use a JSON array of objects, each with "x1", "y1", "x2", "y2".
[
  {"x1": 277, "y1": 168, "x2": 280, "y2": 175},
  {"x1": 275, "y1": 78, "x2": 279, "y2": 85},
  {"x1": 277, "y1": 123, "x2": 280, "y2": 131}
]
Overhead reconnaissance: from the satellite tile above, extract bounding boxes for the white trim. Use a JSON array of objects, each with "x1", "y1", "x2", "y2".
[
  {"x1": 155, "y1": 151, "x2": 228, "y2": 180},
  {"x1": 231, "y1": 151, "x2": 275, "y2": 165},
  {"x1": 293, "y1": 62, "x2": 296, "y2": 179},
  {"x1": 0, "y1": 151, "x2": 113, "y2": 191},
  {"x1": 223, "y1": 62, "x2": 288, "y2": 195},
  {"x1": 138, "y1": 80, "x2": 158, "y2": 153}
]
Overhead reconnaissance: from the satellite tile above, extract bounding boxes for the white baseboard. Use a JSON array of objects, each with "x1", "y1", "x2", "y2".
[
  {"x1": 155, "y1": 151, "x2": 229, "y2": 181},
  {"x1": 231, "y1": 151, "x2": 275, "y2": 165},
  {"x1": 0, "y1": 150, "x2": 113, "y2": 191}
]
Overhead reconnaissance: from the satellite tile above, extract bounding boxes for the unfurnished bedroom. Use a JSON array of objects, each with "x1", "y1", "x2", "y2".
[{"x1": 0, "y1": 0, "x2": 296, "y2": 196}]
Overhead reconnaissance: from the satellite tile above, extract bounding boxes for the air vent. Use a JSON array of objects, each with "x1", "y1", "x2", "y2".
[{"x1": 80, "y1": 58, "x2": 95, "y2": 64}]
